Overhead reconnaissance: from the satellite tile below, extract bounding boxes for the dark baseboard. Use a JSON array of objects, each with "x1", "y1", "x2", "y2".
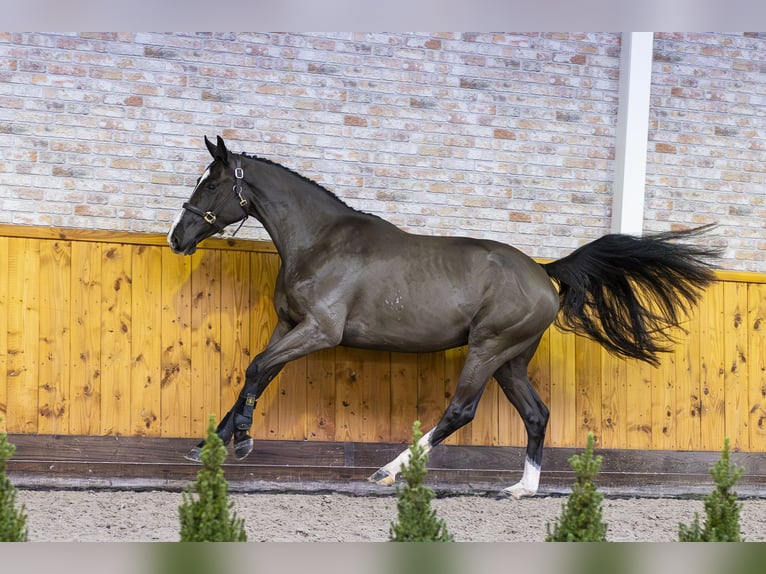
[{"x1": 7, "y1": 434, "x2": 766, "y2": 498}]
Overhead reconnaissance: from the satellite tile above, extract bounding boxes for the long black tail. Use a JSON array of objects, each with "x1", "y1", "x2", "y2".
[{"x1": 543, "y1": 225, "x2": 721, "y2": 366}]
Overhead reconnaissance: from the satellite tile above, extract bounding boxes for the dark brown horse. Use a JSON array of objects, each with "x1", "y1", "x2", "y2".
[{"x1": 168, "y1": 136, "x2": 718, "y2": 498}]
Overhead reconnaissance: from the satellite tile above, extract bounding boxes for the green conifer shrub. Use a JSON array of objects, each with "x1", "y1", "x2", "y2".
[
  {"x1": 390, "y1": 420, "x2": 453, "y2": 542},
  {"x1": 546, "y1": 432, "x2": 607, "y2": 542},
  {"x1": 179, "y1": 415, "x2": 247, "y2": 541},
  {"x1": 0, "y1": 420, "x2": 28, "y2": 542},
  {"x1": 678, "y1": 437, "x2": 743, "y2": 542}
]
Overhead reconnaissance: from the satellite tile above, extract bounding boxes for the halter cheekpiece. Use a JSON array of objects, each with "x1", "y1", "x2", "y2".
[{"x1": 182, "y1": 156, "x2": 249, "y2": 236}]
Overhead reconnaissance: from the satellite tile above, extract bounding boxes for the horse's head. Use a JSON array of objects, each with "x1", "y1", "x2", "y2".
[{"x1": 167, "y1": 135, "x2": 249, "y2": 255}]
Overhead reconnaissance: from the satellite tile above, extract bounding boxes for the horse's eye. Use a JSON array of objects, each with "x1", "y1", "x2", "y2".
[{"x1": 206, "y1": 183, "x2": 216, "y2": 190}]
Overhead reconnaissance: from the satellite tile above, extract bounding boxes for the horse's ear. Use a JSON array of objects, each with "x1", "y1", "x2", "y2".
[
  {"x1": 204, "y1": 135, "x2": 217, "y2": 158},
  {"x1": 204, "y1": 135, "x2": 230, "y2": 165},
  {"x1": 215, "y1": 135, "x2": 230, "y2": 165}
]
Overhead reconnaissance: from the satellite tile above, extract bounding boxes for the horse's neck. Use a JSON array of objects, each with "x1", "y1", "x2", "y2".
[{"x1": 245, "y1": 158, "x2": 358, "y2": 257}]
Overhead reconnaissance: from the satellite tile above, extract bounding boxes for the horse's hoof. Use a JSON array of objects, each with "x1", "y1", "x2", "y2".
[
  {"x1": 234, "y1": 437, "x2": 253, "y2": 460},
  {"x1": 184, "y1": 447, "x2": 202, "y2": 463},
  {"x1": 500, "y1": 484, "x2": 535, "y2": 500},
  {"x1": 368, "y1": 469, "x2": 395, "y2": 486}
]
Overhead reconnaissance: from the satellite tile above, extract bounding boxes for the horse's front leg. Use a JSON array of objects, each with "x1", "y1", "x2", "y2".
[
  {"x1": 185, "y1": 315, "x2": 341, "y2": 462},
  {"x1": 183, "y1": 362, "x2": 284, "y2": 462}
]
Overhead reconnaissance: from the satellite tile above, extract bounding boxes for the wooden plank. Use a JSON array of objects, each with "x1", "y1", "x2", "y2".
[
  {"x1": 602, "y1": 348, "x2": 628, "y2": 449},
  {"x1": 0, "y1": 237, "x2": 7, "y2": 432},
  {"x1": 220, "y1": 250, "x2": 252, "y2": 417},
  {"x1": 417, "y1": 351, "x2": 446, "y2": 434},
  {"x1": 748, "y1": 283, "x2": 766, "y2": 451},
  {"x1": 390, "y1": 352, "x2": 419, "y2": 444},
  {"x1": 6, "y1": 238, "x2": 40, "y2": 433},
  {"x1": 723, "y1": 282, "x2": 749, "y2": 451},
  {"x1": 335, "y1": 347, "x2": 365, "y2": 442},
  {"x1": 575, "y1": 336, "x2": 603, "y2": 446},
  {"x1": 626, "y1": 358, "x2": 653, "y2": 449},
  {"x1": 189, "y1": 249, "x2": 221, "y2": 436},
  {"x1": 443, "y1": 347, "x2": 467, "y2": 445},
  {"x1": 100, "y1": 244, "x2": 133, "y2": 436},
  {"x1": 278, "y1": 356, "x2": 308, "y2": 441},
  {"x1": 130, "y1": 245, "x2": 163, "y2": 436},
  {"x1": 0, "y1": 223, "x2": 277, "y2": 254},
  {"x1": 675, "y1": 303, "x2": 702, "y2": 451},
  {"x1": 651, "y1": 349, "x2": 676, "y2": 451},
  {"x1": 160, "y1": 249, "x2": 192, "y2": 437},
  {"x1": 11, "y1": 435, "x2": 766, "y2": 496},
  {"x1": 699, "y1": 282, "x2": 726, "y2": 451},
  {"x1": 248, "y1": 252, "x2": 278, "y2": 440},
  {"x1": 548, "y1": 326, "x2": 576, "y2": 447},
  {"x1": 69, "y1": 241, "x2": 102, "y2": 435},
  {"x1": 306, "y1": 348, "x2": 337, "y2": 441},
  {"x1": 38, "y1": 240, "x2": 72, "y2": 435},
  {"x1": 361, "y1": 350, "x2": 391, "y2": 443}
]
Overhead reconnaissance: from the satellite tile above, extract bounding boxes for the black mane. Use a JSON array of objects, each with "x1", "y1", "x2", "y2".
[{"x1": 242, "y1": 152, "x2": 360, "y2": 213}]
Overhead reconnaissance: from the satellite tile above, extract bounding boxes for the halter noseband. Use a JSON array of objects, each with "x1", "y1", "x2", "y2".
[{"x1": 182, "y1": 156, "x2": 249, "y2": 236}]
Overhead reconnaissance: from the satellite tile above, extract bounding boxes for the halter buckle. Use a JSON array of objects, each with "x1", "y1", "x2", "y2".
[
  {"x1": 234, "y1": 167, "x2": 244, "y2": 179},
  {"x1": 203, "y1": 212, "x2": 217, "y2": 225}
]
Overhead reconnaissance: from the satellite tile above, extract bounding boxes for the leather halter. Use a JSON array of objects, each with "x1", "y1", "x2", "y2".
[{"x1": 182, "y1": 156, "x2": 249, "y2": 236}]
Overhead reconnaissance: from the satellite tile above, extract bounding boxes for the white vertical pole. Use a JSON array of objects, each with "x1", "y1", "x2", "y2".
[{"x1": 611, "y1": 32, "x2": 654, "y2": 235}]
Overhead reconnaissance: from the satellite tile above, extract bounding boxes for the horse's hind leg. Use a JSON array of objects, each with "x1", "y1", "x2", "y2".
[
  {"x1": 493, "y1": 349, "x2": 550, "y2": 499},
  {"x1": 368, "y1": 344, "x2": 503, "y2": 486}
]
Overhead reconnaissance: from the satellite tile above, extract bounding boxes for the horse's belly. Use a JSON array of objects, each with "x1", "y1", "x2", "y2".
[{"x1": 340, "y1": 307, "x2": 471, "y2": 353}]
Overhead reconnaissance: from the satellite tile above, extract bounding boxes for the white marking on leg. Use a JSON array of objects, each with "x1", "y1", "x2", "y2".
[
  {"x1": 502, "y1": 456, "x2": 541, "y2": 500},
  {"x1": 374, "y1": 428, "x2": 434, "y2": 486}
]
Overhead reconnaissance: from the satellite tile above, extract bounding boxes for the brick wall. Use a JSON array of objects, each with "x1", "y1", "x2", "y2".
[
  {"x1": 646, "y1": 33, "x2": 766, "y2": 272},
  {"x1": 0, "y1": 32, "x2": 763, "y2": 271}
]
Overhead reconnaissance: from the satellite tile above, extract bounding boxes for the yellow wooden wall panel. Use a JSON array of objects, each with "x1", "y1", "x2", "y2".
[
  {"x1": 100, "y1": 244, "x2": 133, "y2": 436},
  {"x1": 335, "y1": 346, "x2": 365, "y2": 442},
  {"x1": 723, "y1": 282, "x2": 750, "y2": 451},
  {"x1": 0, "y1": 237, "x2": 8, "y2": 432},
  {"x1": 160, "y1": 249, "x2": 192, "y2": 437},
  {"x1": 625, "y1": 360, "x2": 653, "y2": 449},
  {"x1": 4, "y1": 227, "x2": 766, "y2": 454},
  {"x1": 575, "y1": 336, "x2": 602, "y2": 446},
  {"x1": 189, "y1": 250, "x2": 221, "y2": 436},
  {"x1": 417, "y1": 351, "x2": 446, "y2": 435},
  {"x1": 278, "y1": 356, "x2": 308, "y2": 441},
  {"x1": 651, "y1": 349, "x2": 677, "y2": 450},
  {"x1": 361, "y1": 350, "x2": 391, "y2": 443},
  {"x1": 306, "y1": 347, "x2": 337, "y2": 441},
  {"x1": 748, "y1": 283, "x2": 766, "y2": 451},
  {"x1": 69, "y1": 241, "x2": 102, "y2": 435},
  {"x1": 675, "y1": 306, "x2": 702, "y2": 451},
  {"x1": 248, "y1": 252, "x2": 278, "y2": 440},
  {"x1": 219, "y1": 250, "x2": 252, "y2": 420},
  {"x1": 699, "y1": 282, "x2": 726, "y2": 451},
  {"x1": 443, "y1": 347, "x2": 466, "y2": 445},
  {"x1": 38, "y1": 240, "x2": 71, "y2": 435},
  {"x1": 131, "y1": 245, "x2": 162, "y2": 436},
  {"x1": 548, "y1": 327, "x2": 576, "y2": 447},
  {"x1": 7, "y1": 238, "x2": 40, "y2": 434}
]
